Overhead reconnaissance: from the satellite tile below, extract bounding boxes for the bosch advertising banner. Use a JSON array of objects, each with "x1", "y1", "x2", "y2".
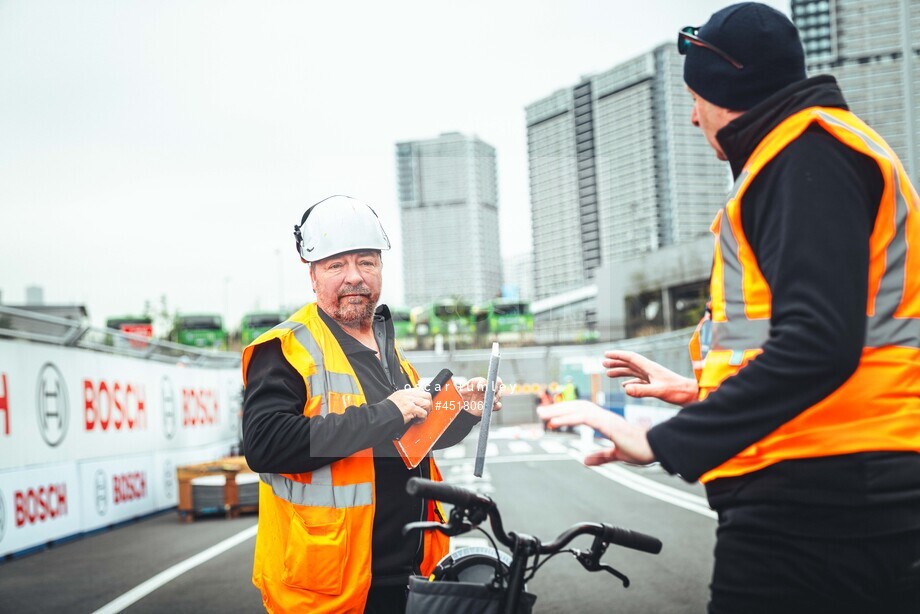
[
  {"x1": 0, "y1": 340, "x2": 240, "y2": 471},
  {"x1": 0, "y1": 463, "x2": 80, "y2": 558},
  {"x1": 0, "y1": 340, "x2": 240, "y2": 557}
]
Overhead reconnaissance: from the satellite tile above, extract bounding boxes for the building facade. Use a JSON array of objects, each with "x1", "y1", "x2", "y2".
[
  {"x1": 792, "y1": 0, "x2": 919, "y2": 182},
  {"x1": 525, "y1": 43, "x2": 728, "y2": 340},
  {"x1": 396, "y1": 132, "x2": 502, "y2": 307},
  {"x1": 501, "y1": 252, "x2": 534, "y2": 301}
]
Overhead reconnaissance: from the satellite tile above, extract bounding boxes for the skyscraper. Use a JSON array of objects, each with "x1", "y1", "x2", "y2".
[
  {"x1": 526, "y1": 43, "x2": 728, "y2": 338},
  {"x1": 792, "y1": 0, "x2": 918, "y2": 182},
  {"x1": 396, "y1": 132, "x2": 502, "y2": 307}
]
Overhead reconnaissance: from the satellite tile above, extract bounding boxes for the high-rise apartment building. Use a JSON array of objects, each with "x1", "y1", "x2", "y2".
[
  {"x1": 396, "y1": 132, "x2": 502, "y2": 307},
  {"x1": 526, "y1": 43, "x2": 728, "y2": 339},
  {"x1": 527, "y1": 43, "x2": 728, "y2": 301},
  {"x1": 792, "y1": 0, "x2": 919, "y2": 181}
]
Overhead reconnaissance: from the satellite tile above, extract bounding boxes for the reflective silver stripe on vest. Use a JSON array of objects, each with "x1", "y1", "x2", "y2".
[
  {"x1": 260, "y1": 472, "x2": 373, "y2": 508},
  {"x1": 815, "y1": 111, "x2": 919, "y2": 349},
  {"x1": 275, "y1": 321, "x2": 362, "y2": 416},
  {"x1": 261, "y1": 315, "x2": 372, "y2": 509},
  {"x1": 710, "y1": 319, "x2": 770, "y2": 352},
  {"x1": 727, "y1": 169, "x2": 750, "y2": 201},
  {"x1": 718, "y1": 208, "x2": 749, "y2": 324},
  {"x1": 711, "y1": 191, "x2": 771, "y2": 357}
]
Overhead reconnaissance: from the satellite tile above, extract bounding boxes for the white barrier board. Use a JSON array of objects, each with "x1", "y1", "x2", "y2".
[
  {"x1": 0, "y1": 463, "x2": 81, "y2": 557},
  {"x1": 0, "y1": 340, "x2": 242, "y2": 557},
  {"x1": 0, "y1": 340, "x2": 240, "y2": 470}
]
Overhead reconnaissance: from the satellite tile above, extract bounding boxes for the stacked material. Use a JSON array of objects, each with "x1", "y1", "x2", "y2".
[
  {"x1": 190, "y1": 475, "x2": 227, "y2": 515},
  {"x1": 177, "y1": 455, "x2": 257, "y2": 521},
  {"x1": 236, "y1": 472, "x2": 260, "y2": 508}
]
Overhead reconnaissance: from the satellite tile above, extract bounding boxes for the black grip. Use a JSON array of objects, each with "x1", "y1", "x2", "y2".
[
  {"x1": 406, "y1": 477, "x2": 492, "y2": 510},
  {"x1": 425, "y1": 368, "x2": 454, "y2": 398},
  {"x1": 602, "y1": 525, "x2": 662, "y2": 555}
]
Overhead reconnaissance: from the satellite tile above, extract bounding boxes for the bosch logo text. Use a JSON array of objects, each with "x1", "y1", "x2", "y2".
[
  {"x1": 15, "y1": 484, "x2": 68, "y2": 527},
  {"x1": 83, "y1": 379, "x2": 147, "y2": 431},
  {"x1": 113, "y1": 472, "x2": 147, "y2": 504},
  {"x1": 182, "y1": 388, "x2": 219, "y2": 426},
  {"x1": 0, "y1": 373, "x2": 8, "y2": 436}
]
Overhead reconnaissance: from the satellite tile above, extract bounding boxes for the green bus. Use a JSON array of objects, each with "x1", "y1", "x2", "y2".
[
  {"x1": 240, "y1": 311, "x2": 286, "y2": 346},
  {"x1": 390, "y1": 307, "x2": 416, "y2": 350},
  {"x1": 410, "y1": 299, "x2": 475, "y2": 350},
  {"x1": 170, "y1": 313, "x2": 228, "y2": 350},
  {"x1": 472, "y1": 299, "x2": 534, "y2": 346}
]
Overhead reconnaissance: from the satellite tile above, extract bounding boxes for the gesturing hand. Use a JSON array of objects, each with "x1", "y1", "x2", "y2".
[
  {"x1": 537, "y1": 401, "x2": 655, "y2": 466},
  {"x1": 387, "y1": 388, "x2": 431, "y2": 424},
  {"x1": 458, "y1": 377, "x2": 503, "y2": 418},
  {"x1": 604, "y1": 350, "x2": 699, "y2": 407}
]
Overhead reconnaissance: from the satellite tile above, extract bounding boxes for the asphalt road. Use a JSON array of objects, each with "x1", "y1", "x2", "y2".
[{"x1": 0, "y1": 427, "x2": 716, "y2": 613}]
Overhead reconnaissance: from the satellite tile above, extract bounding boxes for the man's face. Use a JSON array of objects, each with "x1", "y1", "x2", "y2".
[
  {"x1": 310, "y1": 250, "x2": 382, "y2": 329},
  {"x1": 688, "y1": 87, "x2": 741, "y2": 161}
]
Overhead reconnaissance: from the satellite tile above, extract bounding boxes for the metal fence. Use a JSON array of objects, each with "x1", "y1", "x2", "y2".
[
  {"x1": 0, "y1": 305, "x2": 241, "y2": 368},
  {"x1": 405, "y1": 326, "x2": 695, "y2": 388}
]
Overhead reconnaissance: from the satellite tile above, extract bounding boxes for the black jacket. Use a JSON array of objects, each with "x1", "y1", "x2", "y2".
[{"x1": 646, "y1": 76, "x2": 920, "y2": 535}]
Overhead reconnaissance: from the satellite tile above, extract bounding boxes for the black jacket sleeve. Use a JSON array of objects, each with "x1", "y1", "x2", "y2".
[
  {"x1": 433, "y1": 410, "x2": 480, "y2": 450},
  {"x1": 243, "y1": 338, "x2": 405, "y2": 473},
  {"x1": 647, "y1": 126, "x2": 884, "y2": 482}
]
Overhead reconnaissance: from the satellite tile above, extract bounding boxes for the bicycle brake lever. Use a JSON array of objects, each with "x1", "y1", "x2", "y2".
[
  {"x1": 574, "y1": 551, "x2": 630, "y2": 588},
  {"x1": 402, "y1": 521, "x2": 444, "y2": 537},
  {"x1": 402, "y1": 520, "x2": 473, "y2": 538},
  {"x1": 598, "y1": 564, "x2": 630, "y2": 588}
]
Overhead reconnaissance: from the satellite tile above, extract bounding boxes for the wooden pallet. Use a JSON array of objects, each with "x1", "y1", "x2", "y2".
[{"x1": 176, "y1": 456, "x2": 258, "y2": 522}]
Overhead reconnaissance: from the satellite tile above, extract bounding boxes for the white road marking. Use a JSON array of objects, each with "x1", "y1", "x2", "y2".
[
  {"x1": 538, "y1": 439, "x2": 569, "y2": 454},
  {"x1": 567, "y1": 451, "x2": 716, "y2": 519},
  {"x1": 442, "y1": 445, "x2": 466, "y2": 459},
  {"x1": 91, "y1": 524, "x2": 258, "y2": 614},
  {"x1": 486, "y1": 443, "x2": 499, "y2": 457},
  {"x1": 507, "y1": 441, "x2": 533, "y2": 454},
  {"x1": 439, "y1": 454, "x2": 570, "y2": 466}
]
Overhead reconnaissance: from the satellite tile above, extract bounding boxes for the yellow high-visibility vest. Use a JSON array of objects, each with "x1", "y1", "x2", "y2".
[
  {"x1": 242, "y1": 303, "x2": 449, "y2": 613},
  {"x1": 689, "y1": 107, "x2": 920, "y2": 484}
]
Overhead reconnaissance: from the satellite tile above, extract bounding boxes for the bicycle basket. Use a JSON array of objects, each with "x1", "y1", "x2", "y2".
[{"x1": 406, "y1": 575, "x2": 537, "y2": 614}]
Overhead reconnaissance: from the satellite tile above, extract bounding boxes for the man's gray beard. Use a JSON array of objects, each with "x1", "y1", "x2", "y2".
[{"x1": 333, "y1": 300, "x2": 377, "y2": 329}]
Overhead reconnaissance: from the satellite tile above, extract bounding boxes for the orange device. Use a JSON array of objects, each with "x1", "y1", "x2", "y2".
[{"x1": 394, "y1": 369, "x2": 463, "y2": 469}]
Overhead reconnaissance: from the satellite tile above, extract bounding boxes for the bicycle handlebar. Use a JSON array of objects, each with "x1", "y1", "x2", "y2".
[
  {"x1": 406, "y1": 476, "x2": 494, "y2": 511},
  {"x1": 406, "y1": 477, "x2": 661, "y2": 556},
  {"x1": 601, "y1": 524, "x2": 662, "y2": 555}
]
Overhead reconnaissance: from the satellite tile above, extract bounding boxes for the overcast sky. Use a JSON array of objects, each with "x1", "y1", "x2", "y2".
[{"x1": 0, "y1": 0, "x2": 788, "y2": 330}]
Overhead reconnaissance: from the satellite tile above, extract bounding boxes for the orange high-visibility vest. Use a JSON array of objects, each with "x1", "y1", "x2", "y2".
[
  {"x1": 691, "y1": 106, "x2": 920, "y2": 484},
  {"x1": 241, "y1": 303, "x2": 449, "y2": 613}
]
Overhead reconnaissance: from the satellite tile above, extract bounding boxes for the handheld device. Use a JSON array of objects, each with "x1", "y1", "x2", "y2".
[{"x1": 473, "y1": 342, "x2": 501, "y2": 478}]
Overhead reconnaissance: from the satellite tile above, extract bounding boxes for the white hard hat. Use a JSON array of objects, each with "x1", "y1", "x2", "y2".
[{"x1": 293, "y1": 195, "x2": 391, "y2": 263}]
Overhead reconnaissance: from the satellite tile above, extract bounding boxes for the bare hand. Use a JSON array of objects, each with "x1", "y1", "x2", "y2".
[
  {"x1": 604, "y1": 350, "x2": 698, "y2": 406},
  {"x1": 538, "y1": 401, "x2": 655, "y2": 466},
  {"x1": 388, "y1": 388, "x2": 431, "y2": 424},
  {"x1": 458, "y1": 377, "x2": 503, "y2": 418}
]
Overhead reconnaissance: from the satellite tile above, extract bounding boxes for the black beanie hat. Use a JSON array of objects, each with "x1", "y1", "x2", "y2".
[{"x1": 683, "y1": 2, "x2": 807, "y2": 110}]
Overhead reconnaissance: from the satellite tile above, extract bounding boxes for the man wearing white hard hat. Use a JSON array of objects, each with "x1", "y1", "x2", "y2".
[{"x1": 241, "y1": 195, "x2": 498, "y2": 613}]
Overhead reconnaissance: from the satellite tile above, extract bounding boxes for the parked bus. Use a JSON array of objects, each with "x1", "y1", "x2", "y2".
[
  {"x1": 390, "y1": 307, "x2": 416, "y2": 350},
  {"x1": 170, "y1": 313, "x2": 227, "y2": 350},
  {"x1": 105, "y1": 315, "x2": 154, "y2": 349},
  {"x1": 472, "y1": 299, "x2": 534, "y2": 346},
  {"x1": 410, "y1": 299, "x2": 474, "y2": 350},
  {"x1": 240, "y1": 311, "x2": 286, "y2": 346}
]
